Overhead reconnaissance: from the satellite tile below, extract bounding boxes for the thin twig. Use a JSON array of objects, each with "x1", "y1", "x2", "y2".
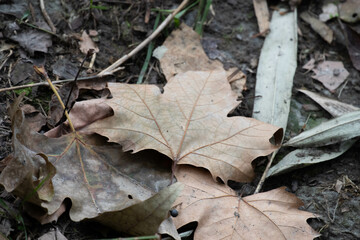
[
  {"x1": 33, "y1": 66, "x2": 76, "y2": 133},
  {"x1": 0, "y1": 50, "x2": 13, "y2": 71},
  {"x1": 39, "y1": 0, "x2": 57, "y2": 33},
  {"x1": 98, "y1": 0, "x2": 190, "y2": 76},
  {"x1": 64, "y1": 50, "x2": 94, "y2": 114},
  {"x1": 326, "y1": 194, "x2": 340, "y2": 223},
  {"x1": 254, "y1": 150, "x2": 278, "y2": 194},
  {"x1": 0, "y1": 72, "x2": 114, "y2": 93}
]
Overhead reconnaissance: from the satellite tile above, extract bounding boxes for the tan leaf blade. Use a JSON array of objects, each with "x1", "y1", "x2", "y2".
[
  {"x1": 1, "y1": 105, "x2": 175, "y2": 226},
  {"x1": 173, "y1": 166, "x2": 319, "y2": 240},
  {"x1": 96, "y1": 182, "x2": 183, "y2": 236},
  {"x1": 85, "y1": 70, "x2": 282, "y2": 183}
]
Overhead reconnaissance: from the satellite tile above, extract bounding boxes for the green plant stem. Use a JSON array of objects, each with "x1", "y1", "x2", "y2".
[
  {"x1": 137, "y1": 13, "x2": 161, "y2": 84},
  {"x1": 0, "y1": 199, "x2": 27, "y2": 239},
  {"x1": 195, "y1": 0, "x2": 212, "y2": 35},
  {"x1": 97, "y1": 235, "x2": 159, "y2": 240},
  {"x1": 16, "y1": 19, "x2": 60, "y2": 38},
  {"x1": 195, "y1": 0, "x2": 205, "y2": 31}
]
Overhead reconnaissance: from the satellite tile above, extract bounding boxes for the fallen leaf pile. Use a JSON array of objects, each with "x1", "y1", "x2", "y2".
[{"x1": 0, "y1": 24, "x2": 319, "y2": 239}]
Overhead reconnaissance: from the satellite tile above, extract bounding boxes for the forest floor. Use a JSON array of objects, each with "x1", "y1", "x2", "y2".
[{"x1": 0, "y1": 0, "x2": 359, "y2": 239}]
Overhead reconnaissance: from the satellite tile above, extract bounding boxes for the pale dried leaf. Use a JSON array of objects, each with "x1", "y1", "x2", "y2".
[
  {"x1": 79, "y1": 31, "x2": 99, "y2": 54},
  {"x1": 253, "y1": 0, "x2": 270, "y2": 33},
  {"x1": 253, "y1": 9, "x2": 297, "y2": 132},
  {"x1": 319, "y1": 3, "x2": 338, "y2": 22},
  {"x1": 155, "y1": 23, "x2": 223, "y2": 81},
  {"x1": 155, "y1": 23, "x2": 246, "y2": 98},
  {"x1": 46, "y1": 98, "x2": 113, "y2": 138},
  {"x1": 85, "y1": 70, "x2": 282, "y2": 183},
  {"x1": 339, "y1": 0, "x2": 360, "y2": 23},
  {"x1": 173, "y1": 166, "x2": 319, "y2": 240},
  {"x1": 24, "y1": 202, "x2": 67, "y2": 225},
  {"x1": 158, "y1": 218, "x2": 181, "y2": 240},
  {"x1": 300, "y1": 12, "x2": 333, "y2": 44},
  {"x1": 311, "y1": 61, "x2": 349, "y2": 92},
  {"x1": 298, "y1": 89, "x2": 359, "y2": 117},
  {"x1": 38, "y1": 228, "x2": 67, "y2": 240},
  {"x1": 302, "y1": 58, "x2": 316, "y2": 71}
]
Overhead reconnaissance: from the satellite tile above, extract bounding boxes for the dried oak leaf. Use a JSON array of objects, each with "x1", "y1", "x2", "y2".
[
  {"x1": 85, "y1": 70, "x2": 282, "y2": 183},
  {"x1": 0, "y1": 102, "x2": 180, "y2": 235},
  {"x1": 173, "y1": 165, "x2": 320, "y2": 240}
]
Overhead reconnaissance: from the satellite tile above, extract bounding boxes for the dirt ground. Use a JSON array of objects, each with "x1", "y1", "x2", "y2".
[{"x1": 0, "y1": 0, "x2": 359, "y2": 239}]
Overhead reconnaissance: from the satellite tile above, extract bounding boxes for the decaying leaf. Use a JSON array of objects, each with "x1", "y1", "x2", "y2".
[
  {"x1": 300, "y1": 12, "x2": 333, "y2": 44},
  {"x1": 267, "y1": 139, "x2": 356, "y2": 177},
  {"x1": 85, "y1": 70, "x2": 282, "y2": 183},
  {"x1": 173, "y1": 165, "x2": 319, "y2": 240},
  {"x1": 338, "y1": 0, "x2": 360, "y2": 23},
  {"x1": 284, "y1": 110, "x2": 360, "y2": 147},
  {"x1": 154, "y1": 23, "x2": 223, "y2": 80},
  {"x1": 319, "y1": 3, "x2": 338, "y2": 22},
  {"x1": 268, "y1": 89, "x2": 359, "y2": 176},
  {"x1": 344, "y1": 24, "x2": 360, "y2": 71},
  {"x1": 38, "y1": 228, "x2": 67, "y2": 240},
  {"x1": 21, "y1": 104, "x2": 47, "y2": 132},
  {"x1": 252, "y1": 0, "x2": 270, "y2": 34},
  {"x1": 48, "y1": 82, "x2": 110, "y2": 128},
  {"x1": 311, "y1": 61, "x2": 349, "y2": 92},
  {"x1": 24, "y1": 202, "x2": 67, "y2": 225},
  {"x1": 46, "y1": 98, "x2": 113, "y2": 138},
  {"x1": 1, "y1": 104, "x2": 177, "y2": 234},
  {"x1": 6, "y1": 22, "x2": 52, "y2": 56},
  {"x1": 79, "y1": 31, "x2": 99, "y2": 54},
  {"x1": 96, "y1": 183, "x2": 183, "y2": 236},
  {"x1": 0, "y1": 108, "x2": 55, "y2": 205},
  {"x1": 298, "y1": 89, "x2": 359, "y2": 117},
  {"x1": 0, "y1": 0, "x2": 28, "y2": 18}
]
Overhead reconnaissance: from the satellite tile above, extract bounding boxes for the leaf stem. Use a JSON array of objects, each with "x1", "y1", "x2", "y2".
[
  {"x1": 254, "y1": 150, "x2": 278, "y2": 194},
  {"x1": 33, "y1": 66, "x2": 76, "y2": 133}
]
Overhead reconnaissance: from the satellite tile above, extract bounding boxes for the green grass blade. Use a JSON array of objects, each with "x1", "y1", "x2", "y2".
[
  {"x1": 195, "y1": 0, "x2": 212, "y2": 35},
  {"x1": 137, "y1": 13, "x2": 161, "y2": 84}
]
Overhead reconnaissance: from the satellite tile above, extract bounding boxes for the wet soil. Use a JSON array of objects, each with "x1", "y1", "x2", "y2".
[{"x1": 0, "y1": 0, "x2": 359, "y2": 239}]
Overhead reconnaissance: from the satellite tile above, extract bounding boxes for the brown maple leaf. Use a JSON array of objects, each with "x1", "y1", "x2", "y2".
[
  {"x1": 85, "y1": 70, "x2": 282, "y2": 183},
  {"x1": 173, "y1": 165, "x2": 320, "y2": 240},
  {"x1": 0, "y1": 103, "x2": 180, "y2": 236}
]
